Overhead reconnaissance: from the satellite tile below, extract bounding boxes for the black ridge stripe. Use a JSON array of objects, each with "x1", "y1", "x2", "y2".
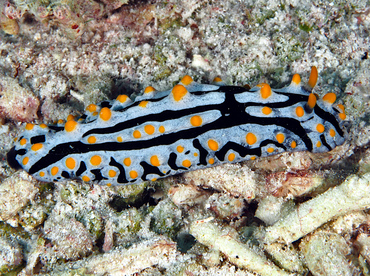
[
  {"x1": 48, "y1": 126, "x2": 65, "y2": 133},
  {"x1": 83, "y1": 101, "x2": 222, "y2": 138},
  {"x1": 30, "y1": 135, "x2": 46, "y2": 144},
  {"x1": 28, "y1": 93, "x2": 313, "y2": 174},
  {"x1": 215, "y1": 139, "x2": 286, "y2": 161},
  {"x1": 259, "y1": 139, "x2": 287, "y2": 150},
  {"x1": 140, "y1": 161, "x2": 165, "y2": 181},
  {"x1": 7, "y1": 146, "x2": 22, "y2": 170},
  {"x1": 82, "y1": 88, "x2": 309, "y2": 138},
  {"x1": 216, "y1": 141, "x2": 261, "y2": 161},
  {"x1": 83, "y1": 91, "x2": 311, "y2": 150},
  {"x1": 29, "y1": 114, "x2": 311, "y2": 174},
  {"x1": 91, "y1": 169, "x2": 107, "y2": 181},
  {"x1": 16, "y1": 149, "x2": 27, "y2": 156},
  {"x1": 76, "y1": 161, "x2": 87, "y2": 176},
  {"x1": 314, "y1": 106, "x2": 344, "y2": 137},
  {"x1": 192, "y1": 139, "x2": 208, "y2": 165},
  {"x1": 168, "y1": 152, "x2": 187, "y2": 171},
  {"x1": 100, "y1": 101, "x2": 112, "y2": 108},
  {"x1": 320, "y1": 134, "x2": 332, "y2": 151},
  {"x1": 109, "y1": 157, "x2": 128, "y2": 183},
  {"x1": 112, "y1": 86, "x2": 298, "y2": 132},
  {"x1": 61, "y1": 171, "x2": 70, "y2": 178}
]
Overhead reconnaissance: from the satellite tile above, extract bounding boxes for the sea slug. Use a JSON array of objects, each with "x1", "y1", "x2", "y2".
[{"x1": 7, "y1": 67, "x2": 346, "y2": 186}]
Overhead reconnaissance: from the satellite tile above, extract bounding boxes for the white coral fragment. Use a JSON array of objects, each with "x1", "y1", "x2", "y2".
[
  {"x1": 300, "y1": 232, "x2": 359, "y2": 276},
  {"x1": 83, "y1": 237, "x2": 178, "y2": 275},
  {"x1": 190, "y1": 218, "x2": 292, "y2": 276},
  {"x1": 264, "y1": 173, "x2": 370, "y2": 244}
]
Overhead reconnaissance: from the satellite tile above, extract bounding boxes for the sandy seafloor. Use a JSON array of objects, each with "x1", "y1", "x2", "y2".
[{"x1": 0, "y1": 0, "x2": 370, "y2": 275}]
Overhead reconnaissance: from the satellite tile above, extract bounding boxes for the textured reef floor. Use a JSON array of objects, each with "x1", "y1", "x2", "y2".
[{"x1": 1, "y1": 0, "x2": 370, "y2": 275}]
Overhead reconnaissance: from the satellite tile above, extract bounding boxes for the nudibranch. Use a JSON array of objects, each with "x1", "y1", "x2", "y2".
[{"x1": 7, "y1": 67, "x2": 346, "y2": 186}]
